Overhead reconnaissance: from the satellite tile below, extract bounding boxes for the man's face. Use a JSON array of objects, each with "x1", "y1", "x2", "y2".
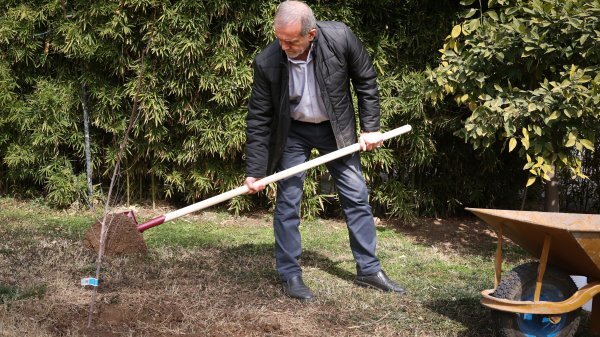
[{"x1": 274, "y1": 21, "x2": 316, "y2": 60}]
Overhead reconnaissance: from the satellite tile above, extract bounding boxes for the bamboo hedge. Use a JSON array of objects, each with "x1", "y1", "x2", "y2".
[{"x1": 1, "y1": 0, "x2": 570, "y2": 218}]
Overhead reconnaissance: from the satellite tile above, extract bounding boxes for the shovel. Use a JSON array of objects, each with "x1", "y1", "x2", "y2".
[
  {"x1": 137, "y1": 124, "x2": 411, "y2": 231},
  {"x1": 84, "y1": 125, "x2": 411, "y2": 255}
]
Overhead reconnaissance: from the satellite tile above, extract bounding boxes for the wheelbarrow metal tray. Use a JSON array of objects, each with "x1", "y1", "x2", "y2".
[{"x1": 466, "y1": 208, "x2": 600, "y2": 280}]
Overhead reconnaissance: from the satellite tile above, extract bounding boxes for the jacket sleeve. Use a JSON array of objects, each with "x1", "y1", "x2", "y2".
[
  {"x1": 245, "y1": 59, "x2": 273, "y2": 178},
  {"x1": 343, "y1": 25, "x2": 381, "y2": 132}
]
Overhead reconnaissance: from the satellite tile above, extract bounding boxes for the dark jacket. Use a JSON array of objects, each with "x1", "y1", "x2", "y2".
[{"x1": 245, "y1": 21, "x2": 380, "y2": 177}]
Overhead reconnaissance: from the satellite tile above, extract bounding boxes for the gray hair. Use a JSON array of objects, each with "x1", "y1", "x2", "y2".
[{"x1": 274, "y1": 1, "x2": 316, "y2": 36}]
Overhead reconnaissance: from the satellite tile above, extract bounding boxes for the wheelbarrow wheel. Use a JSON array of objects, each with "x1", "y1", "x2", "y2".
[{"x1": 492, "y1": 262, "x2": 581, "y2": 337}]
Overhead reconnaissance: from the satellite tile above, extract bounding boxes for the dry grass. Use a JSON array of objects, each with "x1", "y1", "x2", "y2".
[{"x1": 0, "y1": 197, "x2": 596, "y2": 336}]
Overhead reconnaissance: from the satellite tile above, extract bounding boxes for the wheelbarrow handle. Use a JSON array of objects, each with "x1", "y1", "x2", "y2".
[{"x1": 137, "y1": 124, "x2": 412, "y2": 232}]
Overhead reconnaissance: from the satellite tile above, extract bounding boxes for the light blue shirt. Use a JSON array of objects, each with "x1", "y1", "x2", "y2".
[{"x1": 287, "y1": 44, "x2": 329, "y2": 123}]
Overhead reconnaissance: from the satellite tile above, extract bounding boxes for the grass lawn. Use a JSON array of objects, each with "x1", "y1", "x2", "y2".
[{"x1": 0, "y1": 197, "x2": 596, "y2": 336}]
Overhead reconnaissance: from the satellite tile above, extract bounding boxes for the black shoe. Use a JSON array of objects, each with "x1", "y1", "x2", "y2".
[
  {"x1": 282, "y1": 275, "x2": 315, "y2": 301},
  {"x1": 354, "y1": 270, "x2": 406, "y2": 294}
]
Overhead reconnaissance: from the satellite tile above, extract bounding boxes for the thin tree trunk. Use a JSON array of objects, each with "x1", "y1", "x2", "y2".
[
  {"x1": 544, "y1": 168, "x2": 559, "y2": 212},
  {"x1": 87, "y1": 41, "x2": 151, "y2": 328},
  {"x1": 152, "y1": 174, "x2": 156, "y2": 210},
  {"x1": 520, "y1": 186, "x2": 528, "y2": 211},
  {"x1": 139, "y1": 173, "x2": 143, "y2": 203},
  {"x1": 81, "y1": 83, "x2": 93, "y2": 209},
  {"x1": 126, "y1": 171, "x2": 130, "y2": 207}
]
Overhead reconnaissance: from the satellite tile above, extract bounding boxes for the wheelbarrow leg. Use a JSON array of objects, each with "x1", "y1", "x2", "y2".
[
  {"x1": 592, "y1": 292, "x2": 600, "y2": 333},
  {"x1": 494, "y1": 225, "x2": 503, "y2": 288},
  {"x1": 534, "y1": 234, "x2": 552, "y2": 302}
]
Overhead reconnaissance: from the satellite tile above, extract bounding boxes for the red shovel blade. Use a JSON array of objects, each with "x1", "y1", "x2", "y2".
[
  {"x1": 115, "y1": 210, "x2": 166, "y2": 233},
  {"x1": 137, "y1": 215, "x2": 166, "y2": 232}
]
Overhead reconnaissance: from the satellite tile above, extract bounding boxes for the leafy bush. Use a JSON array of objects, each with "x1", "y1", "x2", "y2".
[{"x1": 428, "y1": 0, "x2": 600, "y2": 189}]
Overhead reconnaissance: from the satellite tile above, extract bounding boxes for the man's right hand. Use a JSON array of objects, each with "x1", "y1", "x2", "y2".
[{"x1": 245, "y1": 177, "x2": 266, "y2": 194}]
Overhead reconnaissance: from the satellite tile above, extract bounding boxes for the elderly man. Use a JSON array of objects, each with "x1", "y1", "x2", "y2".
[{"x1": 244, "y1": 0, "x2": 405, "y2": 301}]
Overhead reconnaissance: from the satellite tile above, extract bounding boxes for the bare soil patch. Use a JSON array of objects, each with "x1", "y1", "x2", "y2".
[
  {"x1": 83, "y1": 212, "x2": 147, "y2": 256},
  {"x1": 387, "y1": 216, "x2": 501, "y2": 254}
]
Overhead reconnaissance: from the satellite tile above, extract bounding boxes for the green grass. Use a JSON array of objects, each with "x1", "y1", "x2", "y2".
[
  {"x1": 0, "y1": 196, "x2": 596, "y2": 336},
  {"x1": 0, "y1": 284, "x2": 46, "y2": 304}
]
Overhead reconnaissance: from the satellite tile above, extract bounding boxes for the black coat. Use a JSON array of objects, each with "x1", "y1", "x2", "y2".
[{"x1": 245, "y1": 21, "x2": 380, "y2": 178}]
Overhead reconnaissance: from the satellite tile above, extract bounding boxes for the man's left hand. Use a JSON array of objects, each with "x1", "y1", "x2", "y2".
[{"x1": 359, "y1": 131, "x2": 383, "y2": 151}]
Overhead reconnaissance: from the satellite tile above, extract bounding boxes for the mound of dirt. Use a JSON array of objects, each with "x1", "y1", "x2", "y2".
[{"x1": 83, "y1": 212, "x2": 147, "y2": 256}]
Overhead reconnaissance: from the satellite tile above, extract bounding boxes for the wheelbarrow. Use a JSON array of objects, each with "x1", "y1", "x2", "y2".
[{"x1": 466, "y1": 208, "x2": 600, "y2": 336}]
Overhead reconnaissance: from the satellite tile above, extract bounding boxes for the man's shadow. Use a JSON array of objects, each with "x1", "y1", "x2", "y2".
[
  {"x1": 221, "y1": 243, "x2": 355, "y2": 285},
  {"x1": 300, "y1": 250, "x2": 356, "y2": 281}
]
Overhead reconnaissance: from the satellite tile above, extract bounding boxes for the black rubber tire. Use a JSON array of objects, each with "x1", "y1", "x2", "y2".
[{"x1": 492, "y1": 262, "x2": 581, "y2": 337}]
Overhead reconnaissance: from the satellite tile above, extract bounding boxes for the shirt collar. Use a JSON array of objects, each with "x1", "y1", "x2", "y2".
[{"x1": 287, "y1": 42, "x2": 314, "y2": 64}]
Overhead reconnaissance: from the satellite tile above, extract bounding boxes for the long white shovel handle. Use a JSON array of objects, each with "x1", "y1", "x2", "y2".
[{"x1": 137, "y1": 124, "x2": 412, "y2": 232}]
